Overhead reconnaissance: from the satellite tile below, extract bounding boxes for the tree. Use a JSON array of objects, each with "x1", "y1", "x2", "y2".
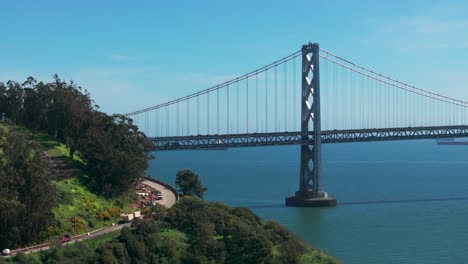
[
  {"x1": 0, "y1": 128, "x2": 56, "y2": 249},
  {"x1": 175, "y1": 170, "x2": 207, "y2": 198},
  {"x1": 4, "y1": 81, "x2": 24, "y2": 124},
  {"x1": 78, "y1": 113, "x2": 155, "y2": 197}
]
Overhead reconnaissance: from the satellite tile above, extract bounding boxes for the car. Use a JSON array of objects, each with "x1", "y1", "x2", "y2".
[
  {"x1": 155, "y1": 196, "x2": 163, "y2": 200},
  {"x1": 59, "y1": 234, "x2": 72, "y2": 243},
  {"x1": 2, "y1": 249, "x2": 10, "y2": 256}
]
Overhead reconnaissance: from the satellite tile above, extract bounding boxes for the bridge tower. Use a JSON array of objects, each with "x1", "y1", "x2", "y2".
[{"x1": 285, "y1": 43, "x2": 337, "y2": 207}]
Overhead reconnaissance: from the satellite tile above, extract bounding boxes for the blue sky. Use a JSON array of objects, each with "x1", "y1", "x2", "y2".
[{"x1": 1, "y1": 0, "x2": 468, "y2": 116}]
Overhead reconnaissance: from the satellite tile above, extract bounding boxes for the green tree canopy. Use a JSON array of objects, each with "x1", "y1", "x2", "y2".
[
  {"x1": 0, "y1": 76, "x2": 155, "y2": 198},
  {"x1": 175, "y1": 170, "x2": 207, "y2": 198},
  {"x1": 0, "y1": 128, "x2": 56, "y2": 249}
]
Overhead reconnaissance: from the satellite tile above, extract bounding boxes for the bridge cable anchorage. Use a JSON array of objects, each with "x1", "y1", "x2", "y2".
[{"x1": 320, "y1": 48, "x2": 468, "y2": 107}]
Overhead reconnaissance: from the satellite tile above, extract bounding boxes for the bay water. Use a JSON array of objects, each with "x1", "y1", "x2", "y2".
[{"x1": 148, "y1": 139, "x2": 468, "y2": 263}]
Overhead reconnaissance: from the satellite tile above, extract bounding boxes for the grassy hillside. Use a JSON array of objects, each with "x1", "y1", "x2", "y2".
[{"x1": 9, "y1": 125, "x2": 136, "y2": 236}]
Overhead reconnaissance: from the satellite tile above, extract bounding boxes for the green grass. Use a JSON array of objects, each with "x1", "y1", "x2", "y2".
[
  {"x1": 50, "y1": 178, "x2": 134, "y2": 236},
  {"x1": 8, "y1": 125, "x2": 84, "y2": 163},
  {"x1": 271, "y1": 245, "x2": 281, "y2": 258},
  {"x1": 80, "y1": 231, "x2": 121, "y2": 248},
  {"x1": 160, "y1": 229, "x2": 188, "y2": 244},
  {"x1": 3, "y1": 125, "x2": 136, "y2": 237}
]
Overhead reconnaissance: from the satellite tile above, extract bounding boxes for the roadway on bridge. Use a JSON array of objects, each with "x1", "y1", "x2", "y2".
[{"x1": 151, "y1": 125, "x2": 468, "y2": 151}]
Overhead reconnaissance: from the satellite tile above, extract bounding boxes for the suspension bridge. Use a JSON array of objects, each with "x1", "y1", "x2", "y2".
[{"x1": 125, "y1": 43, "x2": 468, "y2": 207}]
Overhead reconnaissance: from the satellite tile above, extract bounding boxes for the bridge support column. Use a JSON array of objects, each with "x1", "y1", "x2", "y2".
[{"x1": 286, "y1": 43, "x2": 337, "y2": 207}]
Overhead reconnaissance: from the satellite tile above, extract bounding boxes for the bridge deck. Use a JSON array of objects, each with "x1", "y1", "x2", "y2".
[{"x1": 150, "y1": 125, "x2": 468, "y2": 151}]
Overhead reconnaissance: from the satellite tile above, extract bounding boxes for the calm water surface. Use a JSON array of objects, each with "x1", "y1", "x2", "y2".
[{"x1": 148, "y1": 139, "x2": 468, "y2": 263}]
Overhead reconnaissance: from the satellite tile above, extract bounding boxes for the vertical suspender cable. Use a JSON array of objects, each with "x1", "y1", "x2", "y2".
[
  {"x1": 343, "y1": 67, "x2": 346, "y2": 129},
  {"x1": 217, "y1": 88, "x2": 219, "y2": 134},
  {"x1": 275, "y1": 66, "x2": 278, "y2": 132},
  {"x1": 345, "y1": 65, "x2": 348, "y2": 129},
  {"x1": 246, "y1": 78, "x2": 249, "y2": 133},
  {"x1": 293, "y1": 56, "x2": 297, "y2": 131},
  {"x1": 136, "y1": 114, "x2": 139, "y2": 133},
  {"x1": 334, "y1": 63, "x2": 337, "y2": 129},
  {"x1": 326, "y1": 59, "x2": 330, "y2": 130},
  {"x1": 207, "y1": 92, "x2": 210, "y2": 134},
  {"x1": 237, "y1": 81, "x2": 239, "y2": 133},
  {"x1": 144, "y1": 112, "x2": 147, "y2": 135},
  {"x1": 187, "y1": 99, "x2": 190, "y2": 135},
  {"x1": 256, "y1": 73, "x2": 259, "y2": 132},
  {"x1": 155, "y1": 110, "x2": 158, "y2": 137},
  {"x1": 368, "y1": 72, "x2": 372, "y2": 129},
  {"x1": 176, "y1": 103, "x2": 179, "y2": 136},
  {"x1": 227, "y1": 85, "x2": 230, "y2": 134},
  {"x1": 266, "y1": 70, "x2": 268, "y2": 132},
  {"x1": 197, "y1": 96, "x2": 200, "y2": 135},
  {"x1": 166, "y1": 107, "x2": 169, "y2": 136},
  {"x1": 284, "y1": 62, "x2": 287, "y2": 131}
]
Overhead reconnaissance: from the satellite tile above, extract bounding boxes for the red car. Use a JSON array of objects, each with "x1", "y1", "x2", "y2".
[{"x1": 59, "y1": 234, "x2": 72, "y2": 243}]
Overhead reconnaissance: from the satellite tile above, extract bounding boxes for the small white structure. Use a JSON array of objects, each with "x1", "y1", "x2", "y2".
[
  {"x1": 2, "y1": 248, "x2": 10, "y2": 256},
  {"x1": 120, "y1": 213, "x2": 134, "y2": 223},
  {"x1": 133, "y1": 211, "x2": 141, "y2": 219}
]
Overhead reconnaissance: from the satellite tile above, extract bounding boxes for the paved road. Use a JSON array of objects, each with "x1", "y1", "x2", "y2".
[
  {"x1": 4, "y1": 180, "x2": 177, "y2": 257},
  {"x1": 6, "y1": 223, "x2": 131, "y2": 256},
  {"x1": 142, "y1": 180, "x2": 177, "y2": 208}
]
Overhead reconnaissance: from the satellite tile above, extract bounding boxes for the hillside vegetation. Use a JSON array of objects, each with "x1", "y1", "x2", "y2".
[
  {"x1": 0, "y1": 76, "x2": 154, "y2": 198},
  {"x1": 0, "y1": 76, "x2": 154, "y2": 248},
  {"x1": 0, "y1": 125, "x2": 55, "y2": 249},
  {"x1": 0, "y1": 125, "x2": 137, "y2": 247},
  {"x1": 23, "y1": 128, "x2": 136, "y2": 235},
  {"x1": 6, "y1": 198, "x2": 338, "y2": 264}
]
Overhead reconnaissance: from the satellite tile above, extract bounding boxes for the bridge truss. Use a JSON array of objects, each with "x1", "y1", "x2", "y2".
[{"x1": 151, "y1": 125, "x2": 468, "y2": 150}]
